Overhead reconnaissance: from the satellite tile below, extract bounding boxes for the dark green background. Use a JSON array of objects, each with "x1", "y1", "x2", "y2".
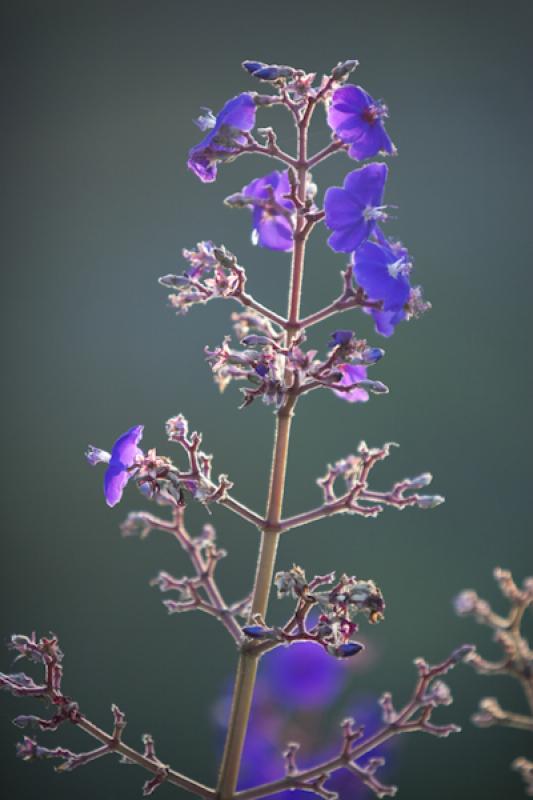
[{"x1": 1, "y1": 1, "x2": 532, "y2": 798}]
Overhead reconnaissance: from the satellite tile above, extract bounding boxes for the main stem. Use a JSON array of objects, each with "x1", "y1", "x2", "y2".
[{"x1": 216, "y1": 102, "x2": 313, "y2": 800}]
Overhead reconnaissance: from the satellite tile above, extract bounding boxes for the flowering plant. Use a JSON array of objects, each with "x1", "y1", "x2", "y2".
[{"x1": 1, "y1": 59, "x2": 474, "y2": 799}]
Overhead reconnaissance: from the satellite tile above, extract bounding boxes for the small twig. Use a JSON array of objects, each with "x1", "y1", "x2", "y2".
[
  {"x1": 307, "y1": 139, "x2": 348, "y2": 169},
  {"x1": 123, "y1": 507, "x2": 246, "y2": 644}
]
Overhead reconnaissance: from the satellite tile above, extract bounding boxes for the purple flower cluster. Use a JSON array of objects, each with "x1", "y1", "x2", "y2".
[{"x1": 184, "y1": 64, "x2": 426, "y2": 338}]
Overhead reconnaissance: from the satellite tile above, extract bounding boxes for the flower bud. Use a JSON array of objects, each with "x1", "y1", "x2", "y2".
[
  {"x1": 328, "y1": 329, "x2": 354, "y2": 348},
  {"x1": 224, "y1": 192, "x2": 248, "y2": 208},
  {"x1": 242, "y1": 60, "x2": 264, "y2": 75},
  {"x1": 255, "y1": 363, "x2": 269, "y2": 378},
  {"x1": 332, "y1": 641, "x2": 364, "y2": 658},
  {"x1": 416, "y1": 494, "x2": 445, "y2": 509},
  {"x1": 158, "y1": 274, "x2": 189, "y2": 288},
  {"x1": 240, "y1": 335, "x2": 273, "y2": 347},
  {"x1": 361, "y1": 347, "x2": 385, "y2": 364},
  {"x1": 356, "y1": 380, "x2": 389, "y2": 395},
  {"x1": 406, "y1": 472, "x2": 433, "y2": 489},
  {"x1": 242, "y1": 625, "x2": 271, "y2": 639},
  {"x1": 242, "y1": 61, "x2": 295, "y2": 81},
  {"x1": 331, "y1": 59, "x2": 359, "y2": 82}
]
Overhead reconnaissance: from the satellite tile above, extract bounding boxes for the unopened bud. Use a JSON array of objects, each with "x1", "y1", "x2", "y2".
[
  {"x1": 240, "y1": 335, "x2": 274, "y2": 347},
  {"x1": 407, "y1": 472, "x2": 433, "y2": 489},
  {"x1": 416, "y1": 494, "x2": 445, "y2": 509},
  {"x1": 361, "y1": 347, "x2": 385, "y2": 364},
  {"x1": 331, "y1": 641, "x2": 364, "y2": 658},
  {"x1": 224, "y1": 192, "x2": 247, "y2": 208},
  {"x1": 243, "y1": 61, "x2": 296, "y2": 82},
  {"x1": 242, "y1": 625, "x2": 275, "y2": 639},
  {"x1": 158, "y1": 274, "x2": 189, "y2": 288},
  {"x1": 331, "y1": 59, "x2": 359, "y2": 82}
]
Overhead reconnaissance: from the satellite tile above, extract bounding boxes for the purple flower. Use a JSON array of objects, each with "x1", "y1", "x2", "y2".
[
  {"x1": 324, "y1": 163, "x2": 388, "y2": 253},
  {"x1": 188, "y1": 93, "x2": 257, "y2": 183},
  {"x1": 258, "y1": 642, "x2": 351, "y2": 711},
  {"x1": 368, "y1": 308, "x2": 406, "y2": 337},
  {"x1": 328, "y1": 329, "x2": 354, "y2": 348},
  {"x1": 354, "y1": 240, "x2": 411, "y2": 313},
  {"x1": 241, "y1": 170, "x2": 294, "y2": 251},
  {"x1": 332, "y1": 364, "x2": 369, "y2": 403},
  {"x1": 327, "y1": 85, "x2": 395, "y2": 160},
  {"x1": 86, "y1": 425, "x2": 144, "y2": 507},
  {"x1": 353, "y1": 235, "x2": 413, "y2": 337}
]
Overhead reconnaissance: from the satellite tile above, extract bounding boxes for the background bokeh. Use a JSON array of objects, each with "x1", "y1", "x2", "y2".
[{"x1": 1, "y1": 1, "x2": 532, "y2": 798}]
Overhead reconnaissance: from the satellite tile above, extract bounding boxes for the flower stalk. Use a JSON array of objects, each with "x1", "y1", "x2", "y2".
[{"x1": 217, "y1": 98, "x2": 312, "y2": 798}]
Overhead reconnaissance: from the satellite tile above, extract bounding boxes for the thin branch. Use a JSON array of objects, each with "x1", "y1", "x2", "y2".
[
  {"x1": 278, "y1": 443, "x2": 443, "y2": 533},
  {"x1": 307, "y1": 139, "x2": 348, "y2": 169},
  {"x1": 122, "y1": 507, "x2": 246, "y2": 644},
  {"x1": 298, "y1": 269, "x2": 382, "y2": 331},
  {"x1": 237, "y1": 132, "x2": 298, "y2": 168},
  {"x1": 2, "y1": 634, "x2": 214, "y2": 798},
  {"x1": 238, "y1": 291, "x2": 288, "y2": 329}
]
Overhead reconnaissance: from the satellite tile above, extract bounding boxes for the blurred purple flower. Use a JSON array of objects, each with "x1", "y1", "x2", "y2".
[
  {"x1": 188, "y1": 93, "x2": 257, "y2": 183},
  {"x1": 260, "y1": 642, "x2": 350, "y2": 710},
  {"x1": 332, "y1": 364, "x2": 369, "y2": 403},
  {"x1": 213, "y1": 642, "x2": 394, "y2": 798},
  {"x1": 242, "y1": 170, "x2": 294, "y2": 251},
  {"x1": 86, "y1": 425, "x2": 143, "y2": 507},
  {"x1": 324, "y1": 163, "x2": 388, "y2": 253},
  {"x1": 327, "y1": 85, "x2": 395, "y2": 160}
]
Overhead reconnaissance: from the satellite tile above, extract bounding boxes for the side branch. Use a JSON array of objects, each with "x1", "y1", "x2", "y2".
[
  {"x1": 307, "y1": 139, "x2": 348, "y2": 169},
  {"x1": 122, "y1": 507, "x2": 250, "y2": 644},
  {"x1": 278, "y1": 442, "x2": 443, "y2": 533},
  {"x1": 160, "y1": 243, "x2": 287, "y2": 330},
  {"x1": 298, "y1": 267, "x2": 382, "y2": 331},
  {"x1": 1, "y1": 634, "x2": 214, "y2": 798},
  {"x1": 237, "y1": 130, "x2": 298, "y2": 168}
]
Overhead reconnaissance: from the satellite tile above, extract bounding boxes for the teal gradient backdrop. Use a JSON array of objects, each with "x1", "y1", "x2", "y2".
[{"x1": 1, "y1": 1, "x2": 532, "y2": 799}]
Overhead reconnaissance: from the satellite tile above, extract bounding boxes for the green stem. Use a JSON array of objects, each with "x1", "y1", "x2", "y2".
[{"x1": 216, "y1": 101, "x2": 312, "y2": 800}]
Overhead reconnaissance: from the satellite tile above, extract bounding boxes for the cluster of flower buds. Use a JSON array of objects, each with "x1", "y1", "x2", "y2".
[
  {"x1": 159, "y1": 242, "x2": 246, "y2": 315},
  {"x1": 164, "y1": 414, "x2": 232, "y2": 505},
  {"x1": 242, "y1": 58, "x2": 359, "y2": 105},
  {"x1": 316, "y1": 440, "x2": 444, "y2": 518},
  {"x1": 205, "y1": 326, "x2": 388, "y2": 409},
  {"x1": 242, "y1": 566, "x2": 384, "y2": 659},
  {"x1": 455, "y1": 568, "x2": 533, "y2": 795}
]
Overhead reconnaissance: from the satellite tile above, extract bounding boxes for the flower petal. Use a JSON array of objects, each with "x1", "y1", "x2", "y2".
[
  {"x1": 104, "y1": 463, "x2": 130, "y2": 507},
  {"x1": 344, "y1": 162, "x2": 388, "y2": 206},
  {"x1": 110, "y1": 425, "x2": 144, "y2": 467},
  {"x1": 332, "y1": 364, "x2": 370, "y2": 403}
]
